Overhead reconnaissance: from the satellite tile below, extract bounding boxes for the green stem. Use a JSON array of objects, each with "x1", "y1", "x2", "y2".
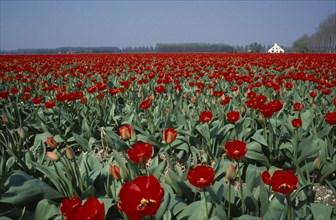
[
  {"x1": 203, "y1": 190, "x2": 209, "y2": 220},
  {"x1": 228, "y1": 182, "x2": 231, "y2": 219},
  {"x1": 73, "y1": 159, "x2": 84, "y2": 192},
  {"x1": 237, "y1": 160, "x2": 245, "y2": 212},
  {"x1": 286, "y1": 195, "x2": 293, "y2": 220}
]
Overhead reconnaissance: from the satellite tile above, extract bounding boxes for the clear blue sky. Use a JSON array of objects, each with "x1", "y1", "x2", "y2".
[{"x1": 0, "y1": 0, "x2": 335, "y2": 50}]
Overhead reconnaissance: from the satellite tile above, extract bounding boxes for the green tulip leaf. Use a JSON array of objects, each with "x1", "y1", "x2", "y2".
[{"x1": 0, "y1": 171, "x2": 63, "y2": 205}]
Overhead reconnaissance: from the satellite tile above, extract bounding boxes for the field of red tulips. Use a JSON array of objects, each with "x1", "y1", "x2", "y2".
[{"x1": 0, "y1": 53, "x2": 335, "y2": 219}]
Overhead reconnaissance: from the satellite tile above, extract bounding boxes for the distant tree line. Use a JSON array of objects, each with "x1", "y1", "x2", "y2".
[
  {"x1": 1, "y1": 43, "x2": 282, "y2": 54},
  {"x1": 155, "y1": 42, "x2": 235, "y2": 52},
  {"x1": 292, "y1": 13, "x2": 335, "y2": 53}
]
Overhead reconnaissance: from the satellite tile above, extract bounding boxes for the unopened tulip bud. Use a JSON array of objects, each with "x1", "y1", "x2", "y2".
[
  {"x1": 240, "y1": 106, "x2": 246, "y2": 113},
  {"x1": 17, "y1": 126, "x2": 26, "y2": 139},
  {"x1": 46, "y1": 152, "x2": 59, "y2": 161},
  {"x1": 190, "y1": 96, "x2": 196, "y2": 103},
  {"x1": 313, "y1": 157, "x2": 321, "y2": 169},
  {"x1": 225, "y1": 164, "x2": 236, "y2": 180},
  {"x1": 212, "y1": 98, "x2": 216, "y2": 105},
  {"x1": 258, "y1": 114, "x2": 264, "y2": 121},
  {"x1": 209, "y1": 88, "x2": 214, "y2": 96},
  {"x1": 163, "y1": 128, "x2": 177, "y2": 144},
  {"x1": 66, "y1": 145, "x2": 75, "y2": 160},
  {"x1": 233, "y1": 89, "x2": 240, "y2": 97},
  {"x1": 110, "y1": 165, "x2": 121, "y2": 180},
  {"x1": 119, "y1": 124, "x2": 137, "y2": 141},
  {"x1": 46, "y1": 137, "x2": 58, "y2": 148},
  {"x1": 1, "y1": 114, "x2": 9, "y2": 124}
]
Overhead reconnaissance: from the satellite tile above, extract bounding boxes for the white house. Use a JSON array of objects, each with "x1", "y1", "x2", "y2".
[{"x1": 268, "y1": 43, "x2": 284, "y2": 53}]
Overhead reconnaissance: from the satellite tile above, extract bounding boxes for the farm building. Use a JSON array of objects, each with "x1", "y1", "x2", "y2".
[{"x1": 268, "y1": 43, "x2": 285, "y2": 53}]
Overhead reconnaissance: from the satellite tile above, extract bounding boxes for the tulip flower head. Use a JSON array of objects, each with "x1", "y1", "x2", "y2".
[
  {"x1": 127, "y1": 142, "x2": 153, "y2": 164},
  {"x1": 199, "y1": 111, "x2": 213, "y2": 123},
  {"x1": 118, "y1": 175, "x2": 164, "y2": 220},
  {"x1": 187, "y1": 164, "x2": 215, "y2": 189},
  {"x1": 225, "y1": 140, "x2": 247, "y2": 160},
  {"x1": 60, "y1": 196, "x2": 104, "y2": 220},
  {"x1": 261, "y1": 170, "x2": 298, "y2": 195},
  {"x1": 227, "y1": 111, "x2": 240, "y2": 124},
  {"x1": 325, "y1": 112, "x2": 336, "y2": 126}
]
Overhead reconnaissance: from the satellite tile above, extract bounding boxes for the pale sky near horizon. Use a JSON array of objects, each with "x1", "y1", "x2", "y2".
[{"x1": 0, "y1": 0, "x2": 335, "y2": 50}]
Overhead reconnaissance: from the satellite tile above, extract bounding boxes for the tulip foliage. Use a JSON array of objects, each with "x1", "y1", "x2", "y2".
[{"x1": 0, "y1": 53, "x2": 335, "y2": 219}]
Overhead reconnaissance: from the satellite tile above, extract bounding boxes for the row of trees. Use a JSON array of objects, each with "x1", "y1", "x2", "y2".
[
  {"x1": 292, "y1": 13, "x2": 335, "y2": 53},
  {"x1": 1, "y1": 43, "x2": 283, "y2": 54}
]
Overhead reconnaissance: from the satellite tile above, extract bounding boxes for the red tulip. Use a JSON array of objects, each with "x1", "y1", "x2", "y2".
[
  {"x1": 118, "y1": 175, "x2": 164, "y2": 220},
  {"x1": 163, "y1": 128, "x2": 177, "y2": 144},
  {"x1": 246, "y1": 91, "x2": 256, "y2": 99},
  {"x1": 60, "y1": 196, "x2": 104, "y2": 220},
  {"x1": 60, "y1": 196, "x2": 81, "y2": 220},
  {"x1": 21, "y1": 93, "x2": 31, "y2": 101},
  {"x1": 10, "y1": 87, "x2": 19, "y2": 95},
  {"x1": 96, "y1": 93, "x2": 105, "y2": 100},
  {"x1": 270, "y1": 100, "x2": 283, "y2": 112},
  {"x1": 309, "y1": 91, "x2": 317, "y2": 98},
  {"x1": 245, "y1": 99, "x2": 257, "y2": 109},
  {"x1": 86, "y1": 86, "x2": 97, "y2": 94},
  {"x1": 77, "y1": 197, "x2": 105, "y2": 220},
  {"x1": 291, "y1": 118, "x2": 302, "y2": 128},
  {"x1": 227, "y1": 111, "x2": 240, "y2": 123},
  {"x1": 293, "y1": 102, "x2": 303, "y2": 111},
  {"x1": 187, "y1": 164, "x2": 215, "y2": 189},
  {"x1": 127, "y1": 142, "x2": 153, "y2": 164},
  {"x1": 325, "y1": 112, "x2": 336, "y2": 125},
  {"x1": 256, "y1": 95, "x2": 267, "y2": 105},
  {"x1": 108, "y1": 87, "x2": 118, "y2": 95},
  {"x1": 0, "y1": 91, "x2": 9, "y2": 99},
  {"x1": 333, "y1": 98, "x2": 336, "y2": 106},
  {"x1": 225, "y1": 140, "x2": 247, "y2": 160},
  {"x1": 260, "y1": 103, "x2": 274, "y2": 118},
  {"x1": 119, "y1": 124, "x2": 137, "y2": 141},
  {"x1": 213, "y1": 90, "x2": 224, "y2": 97},
  {"x1": 155, "y1": 85, "x2": 165, "y2": 94},
  {"x1": 45, "y1": 100, "x2": 56, "y2": 109},
  {"x1": 199, "y1": 111, "x2": 213, "y2": 123},
  {"x1": 219, "y1": 96, "x2": 231, "y2": 105},
  {"x1": 261, "y1": 170, "x2": 272, "y2": 185},
  {"x1": 139, "y1": 99, "x2": 151, "y2": 110},
  {"x1": 32, "y1": 96, "x2": 43, "y2": 105},
  {"x1": 80, "y1": 97, "x2": 87, "y2": 104},
  {"x1": 96, "y1": 82, "x2": 107, "y2": 91},
  {"x1": 56, "y1": 92, "x2": 67, "y2": 102},
  {"x1": 261, "y1": 170, "x2": 298, "y2": 195}
]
